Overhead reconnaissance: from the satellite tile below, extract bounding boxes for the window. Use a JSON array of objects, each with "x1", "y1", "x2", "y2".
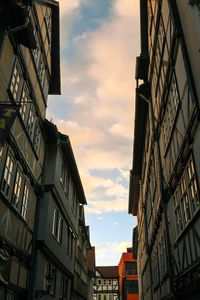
[
  {"x1": 59, "y1": 275, "x2": 69, "y2": 299},
  {"x1": 72, "y1": 191, "x2": 78, "y2": 216},
  {"x1": 52, "y1": 208, "x2": 58, "y2": 237},
  {"x1": 44, "y1": 8, "x2": 52, "y2": 43},
  {"x1": 125, "y1": 262, "x2": 137, "y2": 275},
  {"x1": 67, "y1": 227, "x2": 74, "y2": 257},
  {"x1": 38, "y1": 57, "x2": 45, "y2": 86},
  {"x1": 19, "y1": 84, "x2": 29, "y2": 121},
  {"x1": 68, "y1": 179, "x2": 75, "y2": 201},
  {"x1": 187, "y1": 158, "x2": 199, "y2": 213},
  {"x1": 174, "y1": 189, "x2": 183, "y2": 235},
  {"x1": 21, "y1": 183, "x2": 29, "y2": 220},
  {"x1": 32, "y1": 31, "x2": 40, "y2": 66},
  {"x1": 171, "y1": 75, "x2": 179, "y2": 111},
  {"x1": 174, "y1": 156, "x2": 200, "y2": 236},
  {"x1": 126, "y1": 280, "x2": 138, "y2": 294},
  {"x1": 12, "y1": 169, "x2": 22, "y2": 210},
  {"x1": 27, "y1": 105, "x2": 36, "y2": 140},
  {"x1": 5, "y1": 290, "x2": 15, "y2": 300},
  {"x1": 98, "y1": 279, "x2": 101, "y2": 285},
  {"x1": 60, "y1": 162, "x2": 69, "y2": 194},
  {"x1": 162, "y1": 73, "x2": 180, "y2": 148},
  {"x1": 180, "y1": 178, "x2": 191, "y2": 224},
  {"x1": 33, "y1": 120, "x2": 41, "y2": 154},
  {"x1": 10, "y1": 63, "x2": 21, "y2": 101},
  {"x1": 52, "y1": 208, "x2": 63, "y2": 244},
  {"x1": 43, "y1": 262, "x2": 56, "y2": 295},
  {"x1": 2, "y1": 153, "x2": 14, "y2": 197},
  {"x1": 57, "y1": 216, "x2": 63, "y2": 244}
]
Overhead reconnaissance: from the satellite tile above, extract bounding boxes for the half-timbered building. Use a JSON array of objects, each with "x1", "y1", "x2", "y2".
[
  {"x1": 0, "y1": 1, "x2": 60, "y2": 299},
  {"x1": 129, "y1": 1, "x2": 200, "y2": 300},
  {"x1": 94, "y1": 266, "x2": 119, "y2": 300}
]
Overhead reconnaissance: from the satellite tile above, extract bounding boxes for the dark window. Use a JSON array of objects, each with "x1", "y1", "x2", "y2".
[
  {"x1": 125, "y1": 262, "x2": 137, "y2": 275},
  {"x1": 59, "y1": 275, "x2": 69, "y2": 299},
  {"x1": 60, "y1": 161, "x2": 70, "y2": 195},
  {"x1": 126, "y1": 280, "x2": 138, "y2": 294},
  {"x1": 43, "y1": 262, "x2": 56, "y2": 295},
  {"x1": 52, "y1": 208, "x2": 63, "y2": 244}
]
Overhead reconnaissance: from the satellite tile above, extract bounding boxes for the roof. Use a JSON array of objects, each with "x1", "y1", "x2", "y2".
[
  {"x1": 44, "y1": 119, "x2": 87, "y2": 205},
  {"x1": 96, "y1": 266, "x2": 119, "y2": 278},
  {"x1": 60, "y1": 134, "x2": 87, "y2": 205},
  {"x1": 87, "y1": 246, "x2": 96, "y2": 273}
]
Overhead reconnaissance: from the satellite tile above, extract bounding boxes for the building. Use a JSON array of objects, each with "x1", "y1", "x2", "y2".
[
  {"x1": 118, "y1": 248, "x2": 139, "y2": 300},
  {"x1": 72, "y1": 207, "x2": 91, "y2": 300},
  {"x1": 87, "y1": 246, "x2": 96, "y2": 300},
  {"x1": 0, "y1": 0, "x2": 60, "y2": 299},
  {"x1": 95, "y1": 266, "x2": 119, "y2": 300},
  {"x1": 32, "y1": 120, "x2": 88, "y2": 299},
  {"x1": 129, "y1": 1, "x2": 200, "y2": 300}
]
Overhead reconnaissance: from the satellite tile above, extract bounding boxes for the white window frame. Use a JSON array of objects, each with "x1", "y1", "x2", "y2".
[
  {"x1": 12, "y1": 168, "x2": 22, "y2": 210},
  {"x1": 10, "y1": 62, "x2": 21, "y2": 101},
  {"x1": 173, "y1": 156, "x2": 200, "y2": 236},
  {"x1": 2, "y1": 153, "x2": 14, "y2": 197}
]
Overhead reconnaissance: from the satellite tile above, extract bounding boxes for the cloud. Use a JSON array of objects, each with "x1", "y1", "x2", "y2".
[
  {"x1": 48, "y1": 0, "x2": 140, "y2": 214},
  {"x1": 108, "y1": 123, "x2": 133, "y2": 139},
  {"x1": 114, "y1": 0, "x2": 139, "y2": 18},
  {"x1": 59, "y1": 0, "x2": 86, "y2": 16},
  {"x1": 95, "y1": 241, "x2": 132, "y2": 265},
  {"x1": 86, "y1": 198, "x2": 128, "y2": 214}
]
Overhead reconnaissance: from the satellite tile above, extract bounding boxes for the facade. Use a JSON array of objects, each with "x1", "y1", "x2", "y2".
[
  {"x1": 87, "y1": 246, "x2": 96, "y2": 300},
  {"x1": 0, "y1": 1, "x2": 60, "y2": 299},
  {"x1": 94, "y1": 266, "x2": 119, "y2": 300},
  {"x1": 118, "y1": 248, "x2": 139, "y2": 300},
  {"x1": 72, "y1": 209, "x2": 91, "y2": 300},
  {"x1": 32, "y1": 120, "x2": 88, "y2": 299},
  {"x1": 129, "y1": 1, "x2": 200, "y2": 300}
]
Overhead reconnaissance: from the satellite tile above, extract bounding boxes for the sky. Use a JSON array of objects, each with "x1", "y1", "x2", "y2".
[{"x1": 47, "y1": 0, "x2": 140, "y2": 266}]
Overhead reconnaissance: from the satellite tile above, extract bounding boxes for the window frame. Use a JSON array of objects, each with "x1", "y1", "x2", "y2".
[
  {"x1": 10, "y1": 61, "x2": 22, "y2": 101},
  {"x1": 21, "y1": 182, "x2": 29, "y2": 221},
  {"x1": 1, "y1": 152, "x2": 15, "y2": 197},
  {"x1": 173, "y1": 155, "x2": 200, "y2": 238},
  {"x1": 12, "y1": 167, "x2": 23, "y2": 211}
]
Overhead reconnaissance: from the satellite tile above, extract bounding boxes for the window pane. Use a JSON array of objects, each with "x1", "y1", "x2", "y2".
[
  {"x1": 21, "y1": 183, "x2": 29, "y2": 220},
  {"x1": 2, "y1": 153, "x2": 14, "y2": 196},
  {"x1": 12, "y1": 169, "x2": 22, "y2": 210}
]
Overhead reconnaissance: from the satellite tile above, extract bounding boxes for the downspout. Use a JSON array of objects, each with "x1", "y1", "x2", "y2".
[{"x1": 139, "y1": 1, "x2": 154, "y2": 299}]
